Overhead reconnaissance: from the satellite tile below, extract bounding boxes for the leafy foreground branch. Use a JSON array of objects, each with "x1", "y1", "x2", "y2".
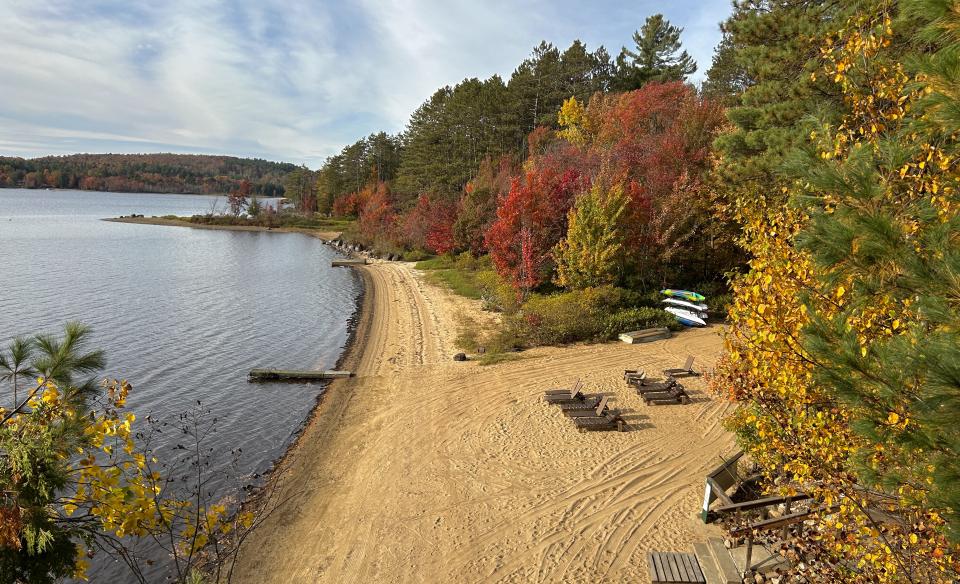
[
  {"x1": 712, "y1": 1, "x2": 960, "y2": 581},
  {"x1": 0, "y1": 323, "x2": 282, "y2": 583}
]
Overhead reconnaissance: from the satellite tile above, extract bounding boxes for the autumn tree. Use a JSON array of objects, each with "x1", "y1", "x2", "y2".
[
  {"x1": 227, "y1": 179, "x2": 252, "y2": 217},
  {"x1": 553, "y1": 181, "x2": 629, "y2": 289},
  {"x1": 357, "y1": 182, "x2": 397, "y2": 249},
  {"x1": 0, "y1": 324, "x2": 264, "y2": 583},
  {"x1": 452, "y1": 156, "x2": 515, "y2": 256},
  {"x1": 713, "y1": 2, "x2": 960, "y2": 580},
  {"x1": 485, "y1": 159, "x2": 585, "y2": 293}
]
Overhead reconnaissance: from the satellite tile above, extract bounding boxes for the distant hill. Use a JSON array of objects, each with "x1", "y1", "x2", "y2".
[{"x1": 0, "y1": 153, "x2": 300, "y2": 196}]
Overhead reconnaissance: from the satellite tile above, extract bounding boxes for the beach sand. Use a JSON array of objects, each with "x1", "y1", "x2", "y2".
[{"x1": 230, "y1": 262, "x2": 737, "y2": 583}]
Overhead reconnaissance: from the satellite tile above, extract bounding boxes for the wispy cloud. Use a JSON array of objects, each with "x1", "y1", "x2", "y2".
[{"x1": 0, "y1": 0, "x2": 731, "y2": 167}]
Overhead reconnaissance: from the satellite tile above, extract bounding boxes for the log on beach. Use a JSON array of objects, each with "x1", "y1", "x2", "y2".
[{"x1": 332, "y1": 259, "x2": 368, "y2": 267}]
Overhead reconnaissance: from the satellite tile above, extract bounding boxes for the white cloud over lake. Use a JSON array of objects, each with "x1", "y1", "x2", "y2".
[{"x1": 0, "y1": 0, "x2": 732, "y2": 167}]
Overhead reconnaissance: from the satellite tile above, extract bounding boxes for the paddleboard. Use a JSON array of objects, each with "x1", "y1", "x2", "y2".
[
  {"x1": 662, "y1": 298, "x2": 708, "y2": 313},
  {"x1": 664, "y1": 307, "x2": 707, "y2": 327},
  {"x1": 661, "y1": 289, "x2": 706, "y2": 302}
]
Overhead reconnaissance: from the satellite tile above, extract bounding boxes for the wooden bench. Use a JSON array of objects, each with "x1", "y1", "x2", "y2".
[{"x1": 647, "y1": 551, "x2": 705, "y2": 583}]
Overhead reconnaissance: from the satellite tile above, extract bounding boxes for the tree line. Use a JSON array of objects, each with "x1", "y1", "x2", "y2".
[{"x1": 0, "y1": 153, "x2": 295, "y2": 196}]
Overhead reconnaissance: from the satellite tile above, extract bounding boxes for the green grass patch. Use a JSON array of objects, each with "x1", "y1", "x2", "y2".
[{"x1": 422, "y1": 269, "x2": 485, "y2": 299}]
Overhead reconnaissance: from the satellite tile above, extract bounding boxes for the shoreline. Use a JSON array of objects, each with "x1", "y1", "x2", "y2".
[
  {"x1": 103, "y1": 215, "x2": 343, "y2": 242},
  {"x1": 106, "y1": 214, "x2": 370, "y2": 569},
  {"x1": 230, "y1": 261, "x2": 736, "y2": 583}
]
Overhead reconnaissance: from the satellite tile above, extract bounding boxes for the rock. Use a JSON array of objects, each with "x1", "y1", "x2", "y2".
[
  {"x1": 453, "y1": 353, "x2": 467, "y2": 362},
  {"x1": 754, "y1": 573, "x2": 765, "y2": 584}
]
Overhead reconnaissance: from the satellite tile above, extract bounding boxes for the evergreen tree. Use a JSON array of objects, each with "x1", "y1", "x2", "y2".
[
  {"x1": 612, "y1": 14, "x2": 696, "y2": 90},
  {"x1": 700, "y1": 28, "x2": 749, "y2": 105},
  {"x1": 713, "y1": 0, "x2": 854, "y2": 189}
]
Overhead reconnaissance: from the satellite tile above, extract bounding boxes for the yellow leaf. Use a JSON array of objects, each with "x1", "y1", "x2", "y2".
[
  {"x1": 837, "y1": 285, "x2": 846, "y2": 299},
  {"x1": 888, "y1": 412, "x2": 900, "y2": 425}
]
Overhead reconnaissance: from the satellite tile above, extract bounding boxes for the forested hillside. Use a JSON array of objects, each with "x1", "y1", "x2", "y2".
[
  {"x1": 0, "y1": 153, "x2": 296, "y2": 196},
  {"x1": 307, "y1": 14, "x2": 698, "y2": 214}
]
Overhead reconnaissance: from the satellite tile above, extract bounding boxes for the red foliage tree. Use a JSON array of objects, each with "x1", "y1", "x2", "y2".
[
  {"x1": 332, "y1": 192, "x2": 361, "y2": 217},
  {"x1": 357, "y1": 182, "x2": 396, "y2": 247},
  {"x1": 398, "y1": 194, "x2": 457, "y2": 254},
  {"x1": 484, "y1": 162, "x2": 586, "y2": 292}
]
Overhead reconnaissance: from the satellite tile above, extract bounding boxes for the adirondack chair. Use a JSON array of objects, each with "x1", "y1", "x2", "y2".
[{"x1": 663, "y1": 355, "x2": 699, "y2": 377}]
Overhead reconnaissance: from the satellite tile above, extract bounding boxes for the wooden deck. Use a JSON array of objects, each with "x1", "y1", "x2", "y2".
[{"x1": 647, "y1": 551, "x2": 705, "y2": 583}]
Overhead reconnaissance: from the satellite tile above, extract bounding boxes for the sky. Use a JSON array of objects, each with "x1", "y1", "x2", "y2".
[{"x1": 0, "y1": 0, "x2": 733, "y2": 168}]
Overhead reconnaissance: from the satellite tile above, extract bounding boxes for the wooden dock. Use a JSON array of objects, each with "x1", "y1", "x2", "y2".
[
  {"x1": 332, "y1": 259, "x2": 368, "y2": 267},
  {"x1": 248, "y1": 369, "x2": 353, "y2": 382}
]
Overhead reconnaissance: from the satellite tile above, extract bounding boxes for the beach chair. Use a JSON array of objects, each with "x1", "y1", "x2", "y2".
[
  {"x1": 544, "y1": 378, "x2": 583, "y2": 396},
  {"x1": 573, "y1": 410, "x2": 627, "y2": 432},
  {"x1": 544, "y1": 379, "x2": 584, "y2": 402},
  {"x1": 623, "y1": 368, "x2": 645, "y2": 383},
  {"x1": 634, "y1": 377, "x2": 678, "y2": 394},
  {"x1": 663, "y1": 355, "x2": 699, "y2": 377},
  {"x1": 561, "y1": 395, "x2": 610, "y2": 418},
  {"x1": 643, "y1": 386, "x2": 691, "y2": 405},
  {"x1": 544, "y1": 380, "x2": 587, "y2": 405}
]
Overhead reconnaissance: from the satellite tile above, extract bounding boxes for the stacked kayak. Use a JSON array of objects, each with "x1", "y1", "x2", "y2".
[{"x1": 660, "y1": 289, "x2": 709, "y2": 327}]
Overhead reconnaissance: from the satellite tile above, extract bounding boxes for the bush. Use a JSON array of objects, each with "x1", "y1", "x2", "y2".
[
  {"x1": 602, "y1": 307, "x2": 680, "y2": 338},
  {"x1": 506, "y1": 286, "x2": 624, "y2": 346},
  {"x1": 709, "y1": 293, "x2": 733, "y2": 320},
  {"x1": 403, "y1": 249, "x2": 431, "y2": 262}
]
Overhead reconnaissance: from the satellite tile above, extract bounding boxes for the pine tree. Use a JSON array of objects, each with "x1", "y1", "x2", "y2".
[
  {"x1": 713, "y1": 0, "x2": 854, "y2": 189},
  {"x1": 796, "y1": 0, "x2": 960, "y2": 545},
  {"x1": 612, "y1": 14, "x2": 696, "y2": 90},
  {"x1": 700, "y1": 28, "x2": 749, "y2": 105}
]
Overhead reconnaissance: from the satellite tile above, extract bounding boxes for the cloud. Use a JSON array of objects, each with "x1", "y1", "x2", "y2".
[{"x1": 0, "y1": 0, "x2": 731, "y2": 167}]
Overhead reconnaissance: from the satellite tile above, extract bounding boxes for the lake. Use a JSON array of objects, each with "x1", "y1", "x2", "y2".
[{"x1": 0, "y1": 189, "x2": 361, "y2": 580}]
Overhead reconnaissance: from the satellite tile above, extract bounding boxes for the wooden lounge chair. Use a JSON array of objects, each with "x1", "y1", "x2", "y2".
[
  {"x1": 663, "y1": 355, "x2": 699, "y2": 378},
  {"x1": 562, "y1": 395, "x2": 610, "y2": 418},
  {"x1": 643, "y1": 386, "x2": 691, "y2": 405},
  {"x1": 628, "y1": 373, "x2": 672, "y2": 387},
  {"x1": 634, "y1": 378, "x2": 678, "y2": 394},
  {"x1": 544, "y1": 378, "x2": 583, "y2": 396},
  {"x1": 544, "y1": 380, "x2": 588, "y2": 405},
  {"x1": 623, "y1": 368, "x2": 645, "y2": 382},
  {"x1": 573, "y1": 411, "x2": 626, "y2": 432}
]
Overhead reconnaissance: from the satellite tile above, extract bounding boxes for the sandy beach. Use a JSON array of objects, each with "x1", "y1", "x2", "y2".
[{"x1": 231, "y1": 261, "x2": 737, "y2": 583}]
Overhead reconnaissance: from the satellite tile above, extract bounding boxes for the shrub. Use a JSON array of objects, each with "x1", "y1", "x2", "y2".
[
  {"x1": 602, "y1": 307, "x2": 680, "y2": 339},
  {"x1": 506, "y1": 286, "x2": 624, "y2": 346},
  {"x1": 403, "y1": 249, "x2": 431, "y2": 262}
]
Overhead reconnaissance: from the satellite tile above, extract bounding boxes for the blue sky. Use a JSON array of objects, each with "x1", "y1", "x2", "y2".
[{"x1": 0, "y1": 0, "x2": 733, "y2": 168}]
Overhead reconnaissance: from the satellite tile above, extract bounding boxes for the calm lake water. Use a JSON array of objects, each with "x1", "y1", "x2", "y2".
[{"x1": 0, "y1": 189, "x2": 361, "y2": 580}]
